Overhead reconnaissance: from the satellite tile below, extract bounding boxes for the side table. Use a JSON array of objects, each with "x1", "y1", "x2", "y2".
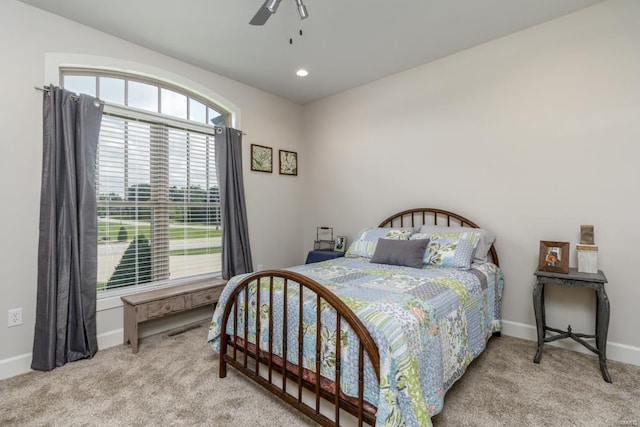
[
  {"x1": 533, "y1": 268, "x2": 611, "y2": 383},
  {"x1": 305, "y1": 250, "x2": 345, "y2": 264}
]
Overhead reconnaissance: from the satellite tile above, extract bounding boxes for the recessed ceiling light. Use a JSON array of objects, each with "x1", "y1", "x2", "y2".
[{"x1": 296, "y1": 69, "x2": 309, "y2": 77}]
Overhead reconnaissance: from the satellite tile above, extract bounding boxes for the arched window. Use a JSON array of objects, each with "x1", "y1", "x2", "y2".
[{"x1": 62, "y1": 70, "x2": 229, "y2": 296}]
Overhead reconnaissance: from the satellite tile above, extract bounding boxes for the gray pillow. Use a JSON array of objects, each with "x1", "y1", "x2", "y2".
[{"x1": 370, "y1": 238, "x2": 429, "y2": 269}]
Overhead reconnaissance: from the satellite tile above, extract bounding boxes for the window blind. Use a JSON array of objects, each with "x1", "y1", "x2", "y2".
[{"x1": 97, "y1": 112, "x2": 221, "y2": 294}]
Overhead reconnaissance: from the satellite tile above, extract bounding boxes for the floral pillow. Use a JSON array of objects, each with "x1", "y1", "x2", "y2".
[
  {"x1": 345, "y1": 227, "x2": 414, "y2": 259},
  {"x1": 423, "y1": 237, "x2": 475, "y2": 269},
  {"x1": 418, "y1": 225, "x2": 495, "y2": 264},
  {"x1": 411, "y1": 229, "x2": 481, "y2": 261}
]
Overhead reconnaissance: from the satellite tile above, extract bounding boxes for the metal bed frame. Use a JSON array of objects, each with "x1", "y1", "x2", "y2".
[{"x1": 218, "y1": 208, "x2": 499, "y2": 426}]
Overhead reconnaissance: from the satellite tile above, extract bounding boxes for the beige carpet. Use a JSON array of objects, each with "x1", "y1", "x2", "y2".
[{"x1": 1, "y1": 323, "x2": 638, "y2": 426}]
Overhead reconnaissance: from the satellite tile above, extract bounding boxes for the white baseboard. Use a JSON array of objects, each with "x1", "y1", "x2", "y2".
[
  {"x1": 98, "y1": 328, "x2": 124, "y2": 350},
  {"x1": 0, "y1": 328, "x2": 126, "y2": 381},
  {"x1": 502, "y1": 320, "x2": 640, "y2": 367},
  {"x1": 0, "y1": 352, "x2": 32, "y2": 381},
  {"x1": 0, "y1": 310, "x2": 212, "y2": 381},
  {"x1": 4, "y1": 318, "x2": 636, "y2": 381}
]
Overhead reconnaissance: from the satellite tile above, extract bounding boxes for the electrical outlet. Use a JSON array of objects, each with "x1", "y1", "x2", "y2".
[
  {"x1": 8, "y1": 308, "x2": 22, "y2": 327},
  {"x1": 257, "y1": 264, "x2": 264, "y2": 271}
]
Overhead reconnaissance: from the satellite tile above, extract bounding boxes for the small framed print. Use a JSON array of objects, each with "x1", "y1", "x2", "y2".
[
  {"x1": 580, "y1": 225, "x2": 595, "y2": 244},
  {"x1": 538, "y1": 241, "x2": 569, "y2": 274},
  {"x1": 279, "y1": 150, "x2": 298, "y2": 176},
  {"x1": 334, "y1": 236, "x2": 347, "y2": 252},
  {"x1": 251, "y1": 144, "x2": 273, "y2": 173}
]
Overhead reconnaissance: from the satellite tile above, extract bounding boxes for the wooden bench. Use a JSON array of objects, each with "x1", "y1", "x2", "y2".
[{"x1": 121, "y1": 279, "x2": 227, "y2": 353}]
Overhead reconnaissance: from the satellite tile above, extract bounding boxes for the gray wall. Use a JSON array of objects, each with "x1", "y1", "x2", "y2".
[
  {"x1": 302, "y1": 0, "x2": 640, "y2": 363},
  {"x1": 0, "y1": 0, "x2": 305, "y2": 378}
]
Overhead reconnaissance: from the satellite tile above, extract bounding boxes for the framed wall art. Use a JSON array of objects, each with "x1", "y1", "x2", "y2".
[
  {"x1": 279, "y1": 150, "x2": 298, "y2": 176},
  {"x1": 538, "y1": 240, "x2": 569, "y2": 274},
  {"x1": 251, "y1": 144, "x2": 273, "y2": 173}
]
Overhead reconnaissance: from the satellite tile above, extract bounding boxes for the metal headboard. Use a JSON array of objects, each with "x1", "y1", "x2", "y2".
[{"x1": 378, "y1": 208, "x2": 499, "y2": 267}]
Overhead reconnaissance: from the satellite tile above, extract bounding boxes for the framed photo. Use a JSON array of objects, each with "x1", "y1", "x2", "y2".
[
  {"x1": 538, "y1": 241, "x2": 569, "y2": 273},
  {"x1": 334, "y1": 236, "x2": 347, "y2": 252},
  {"x1": 251, "y1": 144, "x2": 273, "y2": 173},
  {"x1": 279, "y1": 150, "x2": 298, "y2": 176},
  {"x1": 580, "y1": 225, "x2": 595, "y2": 244}
]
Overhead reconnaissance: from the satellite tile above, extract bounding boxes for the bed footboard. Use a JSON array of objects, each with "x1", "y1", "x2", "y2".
[
  {"x1": 220, "y1": 270, "x2": 380, "y2": 425},
  {"x1": 219, "y1": 270, "x2": 380, "y2": 426}
]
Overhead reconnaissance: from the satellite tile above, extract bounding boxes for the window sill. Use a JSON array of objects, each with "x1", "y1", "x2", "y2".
[{"x1": 97, "y1": 294, "x2": 124, "y2": 312}]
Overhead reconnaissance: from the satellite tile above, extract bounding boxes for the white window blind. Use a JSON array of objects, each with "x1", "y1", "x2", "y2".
[
  {"x1": 63, "y1": 70, "x2": 227, "y2": 297},
  {"x1": 97, "y1": 112, "x2": 221, "y2": 294}
]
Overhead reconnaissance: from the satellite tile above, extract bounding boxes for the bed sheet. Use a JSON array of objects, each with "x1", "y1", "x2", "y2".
[{"x1": 208, "y1": 257, "x2": 504, "y2": 426}]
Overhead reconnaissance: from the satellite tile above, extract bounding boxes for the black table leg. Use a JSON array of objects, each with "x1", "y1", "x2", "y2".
[
  {"x1": 533, "y1": 280, "x2": 545, "y2": 363},
  {"x1": 596, "y1": 288, "x2": 612, "y2": 383}
]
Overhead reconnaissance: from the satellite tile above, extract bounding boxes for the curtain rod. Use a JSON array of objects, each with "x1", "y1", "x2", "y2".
[
  {"x1": 35, "y1": 85, "x2": 104, "y2": 105},
  {"x1": 34, "y1": 85, "x2": 246, "y2": 136}
]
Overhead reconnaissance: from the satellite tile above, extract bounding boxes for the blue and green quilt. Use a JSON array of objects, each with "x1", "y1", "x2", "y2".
[{"x1": 208, "y1": 257, "x2": 504, "y2": 426}]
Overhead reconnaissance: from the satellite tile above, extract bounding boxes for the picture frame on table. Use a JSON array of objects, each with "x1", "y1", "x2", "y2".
[
  {"x1": 334, "y1": 236, "x2": 347, "y2": 252},
  {"x1": 538, "y1": 241, "x2": 569, "y2": 274},
  {"x1": 251, "y1": 144, "x2": 273, "y2": 173},
  {"x1": 279, "y1": 150, "x2": 298, "y2": 176}
]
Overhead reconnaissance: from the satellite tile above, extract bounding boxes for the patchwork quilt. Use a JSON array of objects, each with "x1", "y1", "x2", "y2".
[{"x1": 208, "y1": 257, "x2": 504, "y2": 426}]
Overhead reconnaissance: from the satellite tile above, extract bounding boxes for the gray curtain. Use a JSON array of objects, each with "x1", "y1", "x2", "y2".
[
  {"x1": 215, "y1": 127, "x2": 253, "y2": 279},
  {"x1": 32, "y1": 86, "x2": 104, "y2": 371}
]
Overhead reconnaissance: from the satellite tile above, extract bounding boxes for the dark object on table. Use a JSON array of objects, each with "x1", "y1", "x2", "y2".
[{"x1": 305, "y1": 250, "x2": 345, "y2": 264}]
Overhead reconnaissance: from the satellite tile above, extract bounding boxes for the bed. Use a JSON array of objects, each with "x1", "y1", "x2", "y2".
[{"x1": 208, "y1": 208, "x2": 504, "y2": 426}]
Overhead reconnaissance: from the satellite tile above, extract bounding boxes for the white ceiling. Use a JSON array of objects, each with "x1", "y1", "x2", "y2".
[{"x1": 19, "y1": 0, "x2": 605, "y2": 105}]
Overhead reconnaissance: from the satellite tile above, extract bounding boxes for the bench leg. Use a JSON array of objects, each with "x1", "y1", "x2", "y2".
[
  {"x1": 123, "y1": 304, "x2": 139, "y2": 354},
  {"x1": 130, "y1": 328, "x2": 139, "y2": 354}
]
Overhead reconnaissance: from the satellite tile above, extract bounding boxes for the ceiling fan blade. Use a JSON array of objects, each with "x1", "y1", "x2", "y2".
[{"x1": 250, "y1": 1, "x2": 272, "y2": 25}]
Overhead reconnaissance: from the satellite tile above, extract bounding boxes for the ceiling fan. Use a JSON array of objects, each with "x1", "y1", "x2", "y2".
[{"x1": 250, "y1": 0, "x2": 309, "y2": 25}]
